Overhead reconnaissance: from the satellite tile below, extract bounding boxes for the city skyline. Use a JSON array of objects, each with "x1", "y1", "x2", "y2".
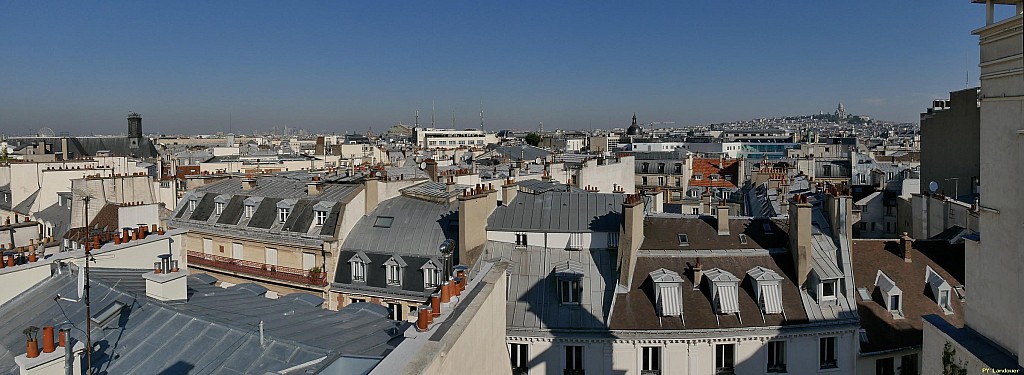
[{"x1": 1, "y1": 1, "x2": 1000, "y2": 135}]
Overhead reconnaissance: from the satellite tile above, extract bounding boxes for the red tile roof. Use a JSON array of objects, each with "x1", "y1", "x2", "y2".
[{"x1": 690, "y1": 158, "x2": 739, "y2": 188}]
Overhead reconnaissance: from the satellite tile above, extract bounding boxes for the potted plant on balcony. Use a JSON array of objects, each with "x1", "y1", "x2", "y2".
[{"x1": 308, "y1": 266, "x2": 323, "y2": 282}]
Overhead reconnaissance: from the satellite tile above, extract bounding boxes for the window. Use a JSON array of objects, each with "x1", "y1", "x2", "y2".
[
  {"x1": 315, "y1": 210, "x2": 328, "y2": 225},
  {"x1": 688, "y1": 189, "x2": 699, "y2": 198},
  {"x1": 939, "y1": 290, "x2": 951, "y2": 310},
  {"x1": 762, "y1": 222, "x2": 774, "y2": 234},
  {"x1": 203, "y1": 238, "x2": 213, "y2": 254},
  {"x1": 889, "y1": 294, "x2": 901, "y2": 312},
  {"x1": 560, "y1": 279, "x2": 581, "y2": 304},
  {"x1": 738, "y1": 234, "x2": 748, "y2": 245},
  {"x1": 642, "y1": 176, "x2": 649, "y2": 185},
  {"x1": 188, "y1": 199, "x2": 197, "y2": 211},
  {"x1": 875, "y1": 357, "x2": 894, "y2": 375},
  {"x1": 860, "y1": 222, "x2": 868, "y2": 231},
  {"x1": 715, "y1": 344, "x2": 735, "y2": 374},
  {"x1": 677, "y1": 234, "x2": 689, "y2": 246},
  {"x1": 823, "y1": 164, "x2": 833, "y2": 177},
  {"x1": 709, "y1": 174, "x2": 720, "y2": 181},
  {"x1": 767, "y1": 341, "x2": 786, "y2": 373},
  {"x1": 231, "y1": 243, "x2": 243, "y2": 260},
  {"x1": 819, "y1": 337, "x2": 838, "y2": 369},
  {"x1": 388, "y1": 303, "x2": 403, "y2": 321},
  {"x1": 515, "y1": 233, "x2": 528, "y2": 247},
  {"x1": 278, "y1": 207, "x2": 290, "y2": 223},
  {"x1": 641, "y1": 162, "x2": 650, "y2": 173},
  {"x1": 657, "y1": 163, "x2": 665, "y2": 173},
  {"x1": 641, "y1": 346, "x2": 661, "y2": 374},
  {"x1": 568, "y1": 233, "x2": 583, "y2": 250},
  {"x1": 674, "y1": 163, "x2": 682, "y2": 173},
  {"x1": 822, "y1": 280, "x2": 837, "y2": 300},
  {"x1": 691, "y1": 208, "x2": 700, "y2": 215},
  {"x1": 510, "y1": 343, "x2": 529, "y2": 375},
  {"x1": 424, "y1": 268, "x2": 441, "y2": 289},
  {"x1": 373, "y1": 216, "x2": 394, "y2": 228},
  {"x1": 694, "y1": 174, "x2": 703, "y2": 180},
  {"x1": 350, "y1": 298, "x2": 365, "y2": 304},
  {"x1": 564, "y1": 345, "x2": 584, "y2": 374},
  {"x1": 386, "y1": 264, "x2": 402, "y2": 286},
  {"x1": 265, "y1": 248, "x2": 278, "y2": 266},
  {"x1": 658, "y1": 177, "x2": 664, "y2": 186},
  {"x1": 675, "y1": 178, "x2": 681, "y2": 187},
  {"x1": 215, "y1": 202, "x2": 224, "y2": 215},
  {"x1": 352, "y1": 261, "x2": 366, "y2": 282},
  {"x1": 900, "y1": 354, "x2": 919, "y2": 375},
  {"x1": 244, "y1": 204, "x2": 254, "y2": 218}
]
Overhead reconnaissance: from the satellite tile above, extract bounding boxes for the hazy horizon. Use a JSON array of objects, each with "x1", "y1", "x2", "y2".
[{"x1": 1, "y1": 1, "x2": 999, "y2": 136}]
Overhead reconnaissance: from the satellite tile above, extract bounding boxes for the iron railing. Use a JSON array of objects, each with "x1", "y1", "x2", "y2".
[{"x1": 186, "y1": 250, "x2": 327, "y2": 287}]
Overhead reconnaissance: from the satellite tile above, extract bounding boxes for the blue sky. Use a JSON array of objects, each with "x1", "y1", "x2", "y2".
[{"x1": 0, "y1": 1, "x2": 997, "y2": 135}]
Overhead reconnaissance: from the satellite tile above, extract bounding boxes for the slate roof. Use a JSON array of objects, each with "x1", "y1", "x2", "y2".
[
  {"x1": 487, "y1": 193, "x2": 625, "y2": 233},
  {"x1": 0, "y1": 267, "x2": 406, "y2": 375},
  {"x1": 11, "y1": 190, "x2": 38, "y2": 215},
  {"x1": 515, "y1": 179, "x2": 586, "y2": 194},
  {"x1": 32, "y1": 201, "x2": 71, "y2": 238},
  {"x1": 639, "y1": 216, "x2": 789, "y2": 251},
  {"x1": 169, "y1": 174, "x2": 360, "y2": 244},
  {"x1": 6, "y1": 136, "x2": 159, "y2": 159},
  {"x1": 482, "y1": 241, "x2": 616, "y2": 333},
  {"x1": 852, "y1": 239, "x2": 965, "y2": 353},
  {"x1": 611, "y1": 253, "x2": 809, "y2": 330},
  {"x1": 340, "y1": 195, "x2": 457, "y2": 258}
]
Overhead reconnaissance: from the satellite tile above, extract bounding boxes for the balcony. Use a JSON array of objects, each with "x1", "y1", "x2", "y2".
[{"x1": 186, "y1": 250, "x2": 327, "y2": 287}]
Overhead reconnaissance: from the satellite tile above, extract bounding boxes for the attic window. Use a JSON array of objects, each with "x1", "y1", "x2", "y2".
[
  {"x1": 709, "y1": 174, "x2": 720, "y2": 181},
  {"x1": 874, "y1": 271, "x2": 902, "y2": 315},
  {"x1": 762, "y1": 223, "x2": 774, "y2": 234},
  {"x1": 704, "y1": 268, "x2": 740, "y2": 314},
  {"x1": 374, "y1": 216, "x2": 394, "y2": 228},
  {"x1": 188, "y1": 199, "x2": 197, "y2": 212},
  {"x1": 277, "y1": 207, "x2": 290, "y2": 223},
  {"x1": 554, "y1": 260, "x2": 584, "y2": 304},
  {"x1": 747, "y1": 266, "x2": 783, "y2": 315},
  {"x1": 821, "y1": 279, "x2": 838, "y2": 301},
  {"x1": 926, "y1": 265, "x2": 953, "y2": 313},
  {"x1": 677, "y1": 234, "x2": 689, "y2": 246},
  {"x1": 694, "y1": 174, "x2": 703, "y2": 181},
  {"x1": 649, "y1": 268, "x2": 684, "y2": 317},
  {"x1": 738, "y1": 234, "x2": 748, "y2": 245},
  {"x1": 244, "y1": 204, "x2": 255, "y2": 219},
  {"x1": 215, "y1": 202, "x2": 225, "y2": 215}
]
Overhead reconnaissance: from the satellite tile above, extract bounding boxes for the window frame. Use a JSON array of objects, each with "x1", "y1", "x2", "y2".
[
  {"x1": 767, "y1": 340, "x2": 787, "y2": 373},
  {"x1": 386, "y1": 264, "x2": 403, "y2": 286},
  {"x1": 351, "y1": 261, "x2": 366, "y2": 282},
  {"x1": 819, "y1": 336, "x2": 838, "y2": 369},
  {"x1": 564, "y1": 345, "x2": 584, "y2": 372},
  {"x1": 244, "y1": 204, "x2": 254, "y2": 219},
  {"x1": 560, "y1": 279, "x2": 581, "y2": 304},
  {"x1": 510, "y1": 343, "x2": 529, "y2": 373},
  {"x1": 315, "y1": 210, "x2": 328, "y2": 225},
  {"x1": 277, "y1": 207, "x2": 290, "y2": 223},
  {"x1": 641, "y1": 346, "x2": 662, "y2": 373},
  {"x1": 715, "y1": 343, "x2": 735, "y2": 374}
]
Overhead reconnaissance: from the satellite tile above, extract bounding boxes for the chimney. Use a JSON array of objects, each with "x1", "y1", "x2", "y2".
[
  {"x1": 900, "y1": 232, "x2": 912, "y2": 263},
  {"x1": 458, "y1": 184, "x2": 497, "y2": 268},
  {"x1": 15, "y1": 326, "x2": 85, "y2": 375},
  {"x1": 501, "y1": 179, "x2": 518, "y2": 205},
  {"x1": 788, "y1": 195, "x2": 813, "y2": 288},
  {"x1": 364, "y1": 177, "x2": 380, "y2": 214},
  {"x1": 700, "y1": 192, "x2": 712, "y2": 215},
  {"x1": 445, "y1": 176, "x2": 457, "y2": 192},
  {"x1": 692, "y1": 258, "x2": 703, "y2": 290},
  {"x1": 242, "y1": 174, "x2": 257, "y2": 190},
  {"x1": 717, "y1": 203, "x2": 730, "y2": 235},
  {"x1": 424, "y1": 159, "x2": 438, "y2": 182},
  {"x1": 616, "y1": 194, "x2": 645, "y2": 288},
  {"x1": 307, "y1": 176, "x2": 324, "y2": 196},
  {"x1": 143, "y1": 254, "x2": 187, "y2": 301}
]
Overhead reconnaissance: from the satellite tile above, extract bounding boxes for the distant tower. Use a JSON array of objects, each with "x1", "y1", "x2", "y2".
[
  {"x1": 626, "y1": 112, "x2": 643, "y2": 135},
  {"x1": 835, "y1": 102, "x2": 847, "y2": 119},
  {"x1": 127, "y1": 112, "x2": 143, "y2": 149}
]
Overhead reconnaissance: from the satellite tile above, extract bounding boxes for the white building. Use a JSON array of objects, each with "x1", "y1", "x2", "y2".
[{"x1": 414, "y1": 127, "x2": 498, "y2": 149}]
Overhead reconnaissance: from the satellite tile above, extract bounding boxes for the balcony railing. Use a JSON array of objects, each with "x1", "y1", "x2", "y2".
[{"x1": 186, "y1": 250, "x2": 327, "y2": 287}]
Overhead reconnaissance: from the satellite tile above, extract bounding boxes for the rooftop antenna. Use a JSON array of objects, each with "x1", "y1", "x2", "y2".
[
  {"x1": 431, "y1": 101, "x2": 435, "y2": 128},
  {"x1": 72, "y1": 187, "x2": 95, "y2": 375},
  {"x1": 479, "y1": 102, "x2": 484, "y2": 131},
  {"x1": 415, "y1": 110, "x2": 419, "y2": 128},
  {"x1": 229, "y1": 112, "x2": 232, "y2": 135}
]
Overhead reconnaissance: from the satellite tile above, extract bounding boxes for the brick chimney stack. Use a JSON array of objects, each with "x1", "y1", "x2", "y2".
[{"x1": 900, "y1": 232, "x2": 913, "y2": 263}]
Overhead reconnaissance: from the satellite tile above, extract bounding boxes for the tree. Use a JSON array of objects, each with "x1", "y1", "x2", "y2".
[
  {"x1": 525, "y1": 133, "x2": 541, "y2": 146},
  {"x1": 942, "y1": 341, "x2": 968, "y2": 375}
]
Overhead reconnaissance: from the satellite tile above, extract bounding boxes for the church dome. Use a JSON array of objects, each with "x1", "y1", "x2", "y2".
[{"x1": 626, "y1": 113, "x2": 642, "y2": 135}]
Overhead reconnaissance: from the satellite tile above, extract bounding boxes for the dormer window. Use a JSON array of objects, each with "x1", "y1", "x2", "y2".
[
  {"x1": 820, "y1": 279, "x2": 838, "y2": 302},
  {"x1": 875, "y1": 271, "x2": 902, "y2": 316},
  {"x1": 313, "y1": 201, "x2": 333, "y2": 226},
  {"x1": 383, "y1": 256, "x2": 406, "y2": 286},
  {"x1": 278, "y1": 208, "x2": 290, "y2": 223},
  {"x1": 926, "y1": 265, "x2": 953, "y2": 313},
  {"x1": 677, "y1": 234, "x2": 689, "y2": 247},
  {"x1": 244, "y1": 205, "x2": 255, "y2": 218},
  {"x1": 188, "y1": 199, "x2": 197, "y2": 212},
  {"x1": 747, "y1": 266, "x2": 784, "y2": 315},
  {"x1": 738, "y1": 234, "x2": 748, "y2": 245},
  {"x1": 421, "y1": 259, "x2": 443, "y2": 289},
  {"x1": 709, "y1": 174, "x2": 720, "y2": 181},
  {"x1": 215, "y1": 202, "x2": 225, "y2": 215},
  {"x1": 704, "y1": 268, "x2": 740, "y2": 314},
  {"x1": 349, "y1": 252, "x2": 370, "y2": 282},
  {"x1": 515, "y1": 233, "x2": 528, "y2": 248},
  {"x1": 649, "y1": 268, "x2": 684, "y2": 317},
  {"x1": 694, "y1": 174, "x2": 703, "y2": 181},
  {"x1": 762, "y1": 222, "x2": 774, "y2": 234},
  {"x1": 315, "y1": 210, "x2": 327, "y2": 225},
  {"x1": 554, "y1": 260, "x2": 584, "y2": 304}
]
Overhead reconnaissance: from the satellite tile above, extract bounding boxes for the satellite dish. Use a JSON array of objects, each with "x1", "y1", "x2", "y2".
[{"x1": 928, "y1": 181, "x2": 938, "y2": 193}]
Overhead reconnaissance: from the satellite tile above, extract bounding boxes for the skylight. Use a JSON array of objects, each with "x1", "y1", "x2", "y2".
[
  {"x1": 762, "y1": 222, "x2": 773, "y2": 234},
  {"x1": 373, "y1": 216, "x2": 395, "y2": 228},
  {"x1": 738, "y1": 234, "x2": 748, "y2": 245},
  {"x1": 677, "y1": 234, "x2": 689, "y2": 246}
]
